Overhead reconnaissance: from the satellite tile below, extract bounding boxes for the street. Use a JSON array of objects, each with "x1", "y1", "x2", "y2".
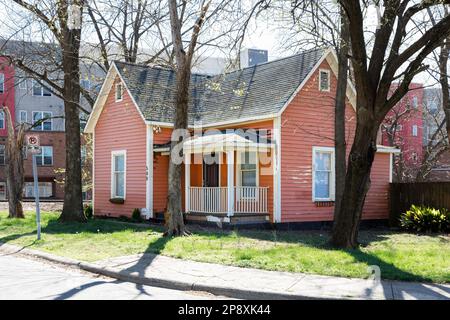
[{"x1": 0, "y1": 254, "x2": 227, "y2": 300}]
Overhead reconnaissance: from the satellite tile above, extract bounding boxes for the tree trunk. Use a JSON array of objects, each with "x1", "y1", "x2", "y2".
[
  {"x1": 331, "y1": 112, "x2": 379, "y2": 248},
  {"x1": 166, "y1": 67, "x2": 190, "y2": 236},
  {"x1": 59, "y1": 25, "x2": 86, "y2": 223},
  {"x1": 3, "y1": 107, "x2": 25, "y2": 219},
  {"x1": 333, "y1": 10, "x2": 349, "y2": 221}
]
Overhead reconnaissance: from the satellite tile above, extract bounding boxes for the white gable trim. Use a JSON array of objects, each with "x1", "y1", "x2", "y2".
[
  {"x1": 84, "y1": 62, "x2": 146, "y2": 133},
  {"x1": 276, "y1": 48, "x2": 357, "y2": 117}
]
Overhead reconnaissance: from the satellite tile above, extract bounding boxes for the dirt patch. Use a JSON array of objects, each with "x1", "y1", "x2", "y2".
[{"x1": 0, "y1": 201, "x2": 63, "y2": 212}]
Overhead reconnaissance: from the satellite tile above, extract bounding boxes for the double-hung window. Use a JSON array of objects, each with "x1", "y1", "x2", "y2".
[
  {"x1": 0, "y1": 111, "x2": 4, "y2": 129},
  {"x1": 0, "y1": 145, "x2": 5, "y2": 165},
  {"x1": 319, "y1": 69, "x2": 330, "y2": 92},
  {"x1": 412, "y1": 125, "x2": 418, "y2": 137},
  {"x1": 115, "y1": 83, "x2": 123, "y2": 102},
  {"x1": 19, "y1": 110, "x2": 27, "y2": 124},
  {"x1": 111, "y1": 150, "x2": 126, "y2": 199},
  {"x1": 238, "y1": 151, "x2": 258, "y2": 199},
  {"x1": 32, "y1": 80, "x2": 52, "y2": 96},
  {"x1": 32, "y1": 111, "x2": 52, "y2": 131},
  {"x1": 36, "y1": 146, "x2": 53, "y2": 166},
  {"x1": 312, "y1": 147, "x2": 335, "y2": 201},
  {"x1": 0, "y1": 73, "x2": 4, "y2": 93}
]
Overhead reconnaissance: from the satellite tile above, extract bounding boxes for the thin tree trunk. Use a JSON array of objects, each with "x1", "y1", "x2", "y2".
[
  {"x1": 333, "y1": 10, "x2": 349, "y2": 222},
  {"x1": 59, "y1": 17, "x2": 86, "y2": 223},
  {"x1": 2, "y1": 107, "x2": 25, "y2": 219}
]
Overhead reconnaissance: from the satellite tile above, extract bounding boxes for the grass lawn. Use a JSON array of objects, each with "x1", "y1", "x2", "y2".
[{"x1": 0, "y1": 211, "x2": 449, "y2": 283}]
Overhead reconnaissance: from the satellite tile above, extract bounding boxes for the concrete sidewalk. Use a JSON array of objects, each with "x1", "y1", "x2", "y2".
[{"x1": 1, "y1": 243, "x2": 449, "y2": 300}]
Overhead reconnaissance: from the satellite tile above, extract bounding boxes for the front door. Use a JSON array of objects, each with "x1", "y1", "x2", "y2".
[
  {"x1": 203, "y1": 157, "x2": 219, "y2": 187},
  {"x1": 0, "y1": 182, "x2": 6, "y2": 200}
]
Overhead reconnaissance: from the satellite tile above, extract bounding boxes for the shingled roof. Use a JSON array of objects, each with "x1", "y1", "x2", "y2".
[{"x1": 114, "y1": 47, "x2": 325, "y2": 125}]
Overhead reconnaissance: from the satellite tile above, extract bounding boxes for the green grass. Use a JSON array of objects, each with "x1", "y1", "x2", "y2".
[{"x1": 0, "y1": 211, "x2": 449, "y2": 283}]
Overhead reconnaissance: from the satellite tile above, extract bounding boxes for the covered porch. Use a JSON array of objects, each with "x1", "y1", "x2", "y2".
[{"x1": 183, "y1": 133, "x2": 274, "y2": 222}]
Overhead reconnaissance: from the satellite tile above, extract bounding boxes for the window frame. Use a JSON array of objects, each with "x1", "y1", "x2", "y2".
[
  {"x1": 0, "y1": 110, "x2": 4, "y2": 129},
  {"x1": 35, "y1": 146, "x2": 53, "y2": 166},
  {"x1": 412, "y1": 125, "x2": 418, "y2": 137},
  {"x1": 111, "y1": 150, "x2": 127, "y2": 199},
  {"x1": 32, "y1": 80, "x2": 52, "y2": 97},
  {"x1": 19, "y1": 110, "x2": 27, "y2": 124},
  {"x1": 18, "y1": 78, "x2": 27, "y2": 90},
  {"x1": 0, "y1": 73, "x2": 4, "y2": 94},
  {"x1": 0, "y1": 144, "x2": 5, "y2": 166},
  {"x1": 237, "y1": 150, "x2": 259, "y2": 188},
  {"x1": 32, "y1": 111, "x2": 53, "y2": 131},
  {"x1": 312, "y1": 146, "x2": 335, "y2": 202},
  {"x1": 115, "y1": 83, "x2": 123, "y2": 102},
  {"x1": 319, "y1": 69, "x2": 331, "y2": 92}
]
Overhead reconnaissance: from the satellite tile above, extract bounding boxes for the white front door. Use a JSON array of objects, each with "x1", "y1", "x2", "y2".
[{"x1": 0, "y1": 182, "x2": 6, "y2": 200}]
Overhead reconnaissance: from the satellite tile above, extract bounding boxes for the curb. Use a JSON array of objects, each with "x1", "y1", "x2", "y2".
[{"x1": 0, "y1": 242, "x2": 335, "y2": 300}]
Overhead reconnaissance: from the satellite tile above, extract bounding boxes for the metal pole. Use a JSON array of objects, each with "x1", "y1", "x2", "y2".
[{"x1": 32, "y1": 154, "x2": 41, "y2": 240}]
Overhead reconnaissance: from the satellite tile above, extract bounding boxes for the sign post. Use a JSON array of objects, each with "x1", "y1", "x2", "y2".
[{"x1": 26, "y1": 135, "x2": 41, "y2": 240}]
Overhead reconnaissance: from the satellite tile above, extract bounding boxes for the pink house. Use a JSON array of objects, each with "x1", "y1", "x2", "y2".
[{"x1": 85, "y1": 48, "x2": 398, "y2": 226}]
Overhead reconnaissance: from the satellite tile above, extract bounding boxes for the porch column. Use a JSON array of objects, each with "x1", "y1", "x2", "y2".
[
  {"x1": 184, "y1": 153, "x2": 190, "y2": 213},
  {"x1": 227, "y1": 150, "x2": 234, "y2": 216}
]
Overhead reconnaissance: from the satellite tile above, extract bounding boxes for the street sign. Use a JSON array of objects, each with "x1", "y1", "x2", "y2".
[
  {"x1": 26, "y1": 134, "x2": 41, "y2": 240},
  {"x1": 26, "y1": 135, "x2": 41, "y2": 154}
]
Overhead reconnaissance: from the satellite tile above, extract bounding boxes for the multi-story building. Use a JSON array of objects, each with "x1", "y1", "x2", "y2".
[
  {"x1": 381, "y1": 83, "x2": 424, "y2": 181},
  {"x1": 0, "y1": 56, "x2": 16, "y2": 200}
]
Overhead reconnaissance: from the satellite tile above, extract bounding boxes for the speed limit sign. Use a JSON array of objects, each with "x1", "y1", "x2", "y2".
[{"x1": 26, "y1": 135, "x2": 41, "y2": 154}]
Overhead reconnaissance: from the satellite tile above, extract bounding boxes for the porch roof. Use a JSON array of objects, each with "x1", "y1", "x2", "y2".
[{"x1": 183, "y1": 133, "x2": 274, "y2": 154}]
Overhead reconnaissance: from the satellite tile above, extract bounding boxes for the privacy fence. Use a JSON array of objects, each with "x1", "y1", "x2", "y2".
[{"x1": 389, "y1": 182, "x2": 450, "y2": 225}]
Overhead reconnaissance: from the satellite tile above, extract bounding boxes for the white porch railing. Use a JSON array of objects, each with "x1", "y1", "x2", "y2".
[{"x1": 188, "y1": 186, "x2": 269, "y2": 214}]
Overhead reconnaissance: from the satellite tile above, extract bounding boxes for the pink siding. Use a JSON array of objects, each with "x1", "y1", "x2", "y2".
[
  {"x1": 94, "y1": 76, "x2": 147, "y2": 217},
  {"x1": 0, "y1": 57, "x2": 15, "y2": 137},
  {"x1": 280, "y1": 59, "x2": 390, "y2": 222}
]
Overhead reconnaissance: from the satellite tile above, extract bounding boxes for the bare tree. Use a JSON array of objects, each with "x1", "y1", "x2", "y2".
[{"x1": 331, "y1": 0, "x2": 450, "y2": 248}]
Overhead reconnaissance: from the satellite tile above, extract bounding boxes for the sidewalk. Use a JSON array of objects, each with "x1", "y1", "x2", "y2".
[{"x1": 1, "y1": 243, "x2": 449, "y2": 300}]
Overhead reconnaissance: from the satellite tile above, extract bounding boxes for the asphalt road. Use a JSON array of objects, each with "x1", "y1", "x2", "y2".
[{"x1": 0, "y1": 254, "x2": 227, "y2": 300}]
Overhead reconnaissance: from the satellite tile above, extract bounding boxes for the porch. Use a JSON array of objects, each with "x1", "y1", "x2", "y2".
[{"x1": 183, "y1": 132, "x2": 274, "y2": 222}]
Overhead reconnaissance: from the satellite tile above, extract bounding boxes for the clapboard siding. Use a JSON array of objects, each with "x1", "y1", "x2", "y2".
[
  {"x1": 94, "y1": 76, "x2": 147, "y2": 217},
  {"x1": 280, "y1": 59, "x2": 390, "y2": 222}
]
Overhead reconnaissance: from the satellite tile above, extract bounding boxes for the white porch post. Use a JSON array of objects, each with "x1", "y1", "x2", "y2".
[
  {"x1": 227, "y1": 150, "x2": 234, "y2": 216},
  {"x1": 184, "y1": 152, "x2": 190, "y2": 213}
]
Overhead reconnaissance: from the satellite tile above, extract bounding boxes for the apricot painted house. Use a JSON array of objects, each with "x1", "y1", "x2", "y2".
[{"x1": 85, "y1": 48, "x2": 398, "y2": 225}]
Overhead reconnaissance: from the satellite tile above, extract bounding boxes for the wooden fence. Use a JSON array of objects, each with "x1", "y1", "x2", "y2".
[{"x1": 389, "y1": 182, "x2": 450, "y2": 225}]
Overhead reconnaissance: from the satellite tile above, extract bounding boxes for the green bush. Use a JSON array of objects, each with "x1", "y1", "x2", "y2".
[
  {"x1": 84, "y1": 204, "x2": 93, "y2": 219},
  {"x1": 131, "y1": 208, "x2": 143, "y2": 223},
  {"x1": 399, "y1": 205, "x2": 450, "y2": 233}
]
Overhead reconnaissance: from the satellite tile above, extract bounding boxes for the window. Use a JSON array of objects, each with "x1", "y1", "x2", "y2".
[
  {"x1": 313, "y1": 147, "x2": 335, "y2": 201},
  {"x1": 32, "y1": 80, "x2": 52, "y2": 96},
  {"x1": 396, "y1": 124, "x2": 403, "y2": 132},
  {"x1": 111, "y1": 150, "x2": 126, "y2": 199},
  {"x1": 81, "y1": 145, "x2": 87, "y2": 165},
  {"x1": 0, "y1": 111, "x2": 4, "y2": 129},
  {"x1": 32, "y1": 111, "x2": 52, "y2": 131},
  {"x1": 115, "y1": 83, "x2": 123, "y2": 101},
  {"x1": 18, "y1": 78, "x2": 27, "y2": 90},
  {"x1": 238, "y1": 151, "x2": 258, "y2": 187},
  {"x1": 0, "y1": 145, "x2": 5, "y2": 165},
  {"x1": 319, "y1": 69, "x2": 330, "y2": 92},
  {"x1": 35, "y1": 146, "x2": 53, "y2": 166},
  {"x1": 412, "y1": 96, "x2": 418, "y2": 109},
  {"x1": 19, "y1": 110, "x2": 27, "y2": 124},
  {"x1": 23, "y1": 182, "x2": 53, "y2": 198},
  {"x1": 0, "y1": 73, "x2": 4, "y2": 93},
  {"x1": 412, "y1": 125, "x2": 418, "y2": 137},
  {"x1": 81, "y1": 79, "x2": 91, "y2": 90}
]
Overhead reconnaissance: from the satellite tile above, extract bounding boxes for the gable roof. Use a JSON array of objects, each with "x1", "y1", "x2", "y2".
[
  {"x1": 86, "y1": 47, "x2": 357, "y2": 133},
  {"x1": 113, "y1": 47, "x2": 325, "y2": 125}
]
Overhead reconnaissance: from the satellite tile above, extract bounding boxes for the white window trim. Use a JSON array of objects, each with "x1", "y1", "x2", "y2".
[
  {"x1": 111, "y1": 150, "x2": 127, "y2": 199},
  {"x1": 115, "y1": 83, "x2": 123, "y2": 102},
  {"x1": 312, "y1": 146, "x2": 335, "y2": 202},
  {"x1": 412, "y1": 125, "x2": 418, "y2": 137},
  {"x1": 0, "y1": 144, "x2": 5, "y2": 165},
  {"x1": 32, "y1": 111, "x2": 53, "y2": 131},
  {"x1": 18, "y1": 78, "x2": 27, "y2": 90},
  {"x1": 0, "y1": 73, "x2": 4, "y2": 93},
  {"x1": 32, "y1": 80, "x2": 52, "y2": 97},
  {"x1": 36, "y1": 146, "x2": 54, "y2": 166},
  {"x1": 19, "y1": 110, "x2": 27, "y2": 124},
  {"x1": 319, "y1": 69, "x2": 331, "y2": 92},
  {"x1": 236, "y1": 151, "x2": 259, "y2": 187}
]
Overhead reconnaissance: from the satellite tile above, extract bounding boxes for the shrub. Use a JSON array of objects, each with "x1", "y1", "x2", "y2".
[
  {"x1": 84, "y1": 204, "x2": 93, "y2": 219},
  {"x1": 132, "y1": 208, "x2": 143, "y2": 223},
  {"x1": 399, "y1": 205, "x2": 450, "y2": 233}
]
